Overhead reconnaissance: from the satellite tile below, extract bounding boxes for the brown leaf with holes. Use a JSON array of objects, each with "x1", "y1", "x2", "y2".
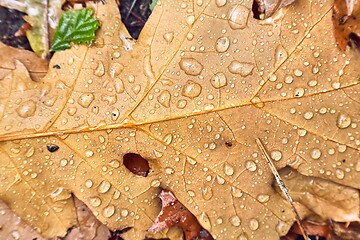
[
  {"x1": 252, "y1": 0, "x2": 296, "y2": 19},
  {"x1": 0, "y1": 0, "x2": 360, "y2": 239},
  {"x1": 149, "y1": 190, "x2": 213, "y2": 240},
  {"x1": 332, "y1": 0, "x2": 360, "y2": 50}
]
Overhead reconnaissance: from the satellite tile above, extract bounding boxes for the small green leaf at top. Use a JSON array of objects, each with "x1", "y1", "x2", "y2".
[{"x1": 50, "y1": 8, "x2": 99, "y2": 52}]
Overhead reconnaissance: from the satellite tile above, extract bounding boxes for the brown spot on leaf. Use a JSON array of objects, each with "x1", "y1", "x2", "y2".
[
  {"x1": 123, "y1": 153, "x2": 150, "y2": 177},
  {"x1": 252, "y1": 0, "x2": 296, "y2": 19},
  {"x1": 149, "y1": 190, "x2": 214, "y2": 240}
]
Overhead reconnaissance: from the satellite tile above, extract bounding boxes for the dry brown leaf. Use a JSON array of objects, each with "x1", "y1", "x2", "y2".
[
  {"x1": 332, "y1": 0, "x2": 360, "y2": 50},
  {"x1": 252, "y1": 0, "x2": 295, "y2": 19},
  {"x1": 0, "y1": 0, "x2": 359, "y2": 239},
  {"x1": 0, "y1": 42, "x2": 48, "y2": 81}
]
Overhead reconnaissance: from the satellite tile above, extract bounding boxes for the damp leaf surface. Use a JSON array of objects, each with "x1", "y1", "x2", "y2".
[{"x1": 0, "y1": 0, "x2": 359, "y2": 239}]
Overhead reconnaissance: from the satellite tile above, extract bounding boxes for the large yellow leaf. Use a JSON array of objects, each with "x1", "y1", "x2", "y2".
[{"x1": 1, "y1": 0, "x2": 359, "y2": 239}]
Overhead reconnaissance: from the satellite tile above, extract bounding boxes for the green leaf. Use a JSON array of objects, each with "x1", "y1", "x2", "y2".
[
  {"x1": 50, "y1": 8, "x2": 99, "y2": 52},
  {"x1": 150, "y1": 0, "x2": 158, "y2": 11}
]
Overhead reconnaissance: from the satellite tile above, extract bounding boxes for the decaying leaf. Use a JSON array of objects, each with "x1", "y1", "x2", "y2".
[
  {"x1": 149, "y1": 190, "x2": 213, "y2": 240},
  {"x1": 332, "y1": 0, "x2": 360, "y2": 50},
  {"x1": 277, "y1": 167, "x2": 359, "y2": 222},
  {"x1": 0, "y1": 0, "x2": 360, "y2": 239},
  {"x1": 0, "y1": 0, "x2": 63, "y2": 57},
  {"x1": 252, "y1": 0, "x2": 295, "y2": 19},
  {"x1": 0, "y1": 42, "x2": 48, "y2": 81}
]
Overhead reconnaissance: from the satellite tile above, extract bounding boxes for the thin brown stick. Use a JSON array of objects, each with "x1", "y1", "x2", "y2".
[{"x1": 255, "y1": 138, "x2": 310, "y2": 240}]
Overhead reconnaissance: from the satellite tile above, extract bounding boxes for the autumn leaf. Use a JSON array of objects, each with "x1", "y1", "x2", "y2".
[{"x1": 0, "y1": 0, "x2": 359, "y2": 239}]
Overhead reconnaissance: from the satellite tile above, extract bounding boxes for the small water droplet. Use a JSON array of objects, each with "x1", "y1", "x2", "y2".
[
  {"x1": 336, "y1": 113, "x2": 352, "y2": 129},
  {"x1": 216, "y1": 175, "x2": 225, "y2": 184},
  {"x1": 179, "y1": 58, "x2": 203, "y2": 76},
  {"x1": 310, "y1": 148, "x2": 321, "y2": 160},
  {"x1": 163, "y1": 133, "x2": 173, "y2": 145},
  {"x1": 85, "y1": 150, "x2": 94, "y2": 158},
  {"x1": 215, "y1": 36, "x2": 230, "y2": 52},
  {"x1": 177, "y1": 99, "x2": 187, "y2": 109},
  {"x1": 157, "y1": 90, "x2": 171, "y2": 108},
  {"x1": 85, "y1": 179, "x2": 93, "y2": 188},
  {"x1": 245, "y1": 160, "x2": 257, "y2": 172},
  {"x1": 94, "y1": 61, "x2": 105, "y2": 77},
  {"x1": 67, "y1": 107, "x2": 77, "y2": 116},
  {"x1": 228, "y1": 5, "x2": 249, "y2": 29},
  {"x1": 230, "y1": 215, "x2": 241, "y2": 226},
  {"x1": 335, "y1": 169, "x2": 345, "y2": 179},
  {"x1": 238, "y1": 234, "x2": 248, "y2": 240},
  {"x1": 98, "y1": 180, "x2": 111, "y2": 193},
  {"x1": 109, "y1": 159, "x2": 120, "y2": 168},
  {"x1": 121, "y1": 209, "x2": 129, "y2": 217},
  {"x1": 228, "y1": 61, "x2": 254, "y2": 76},
  {"x1": 151, "y1": 179, "x2": 161, "y2": 187},
  {"x1": 304, "y1": 111, "x2": 314, "y2": 120},
  {"x1": 11, "y1": 230, "x2": 20, "y2": 240},
  {"x1": 114, "y1": 79, "x2": 125, "y2": 93},
  {"x1": 78, "y1": 94, "x2": 94, "y2": 108},
  {"x1": 210, "y1": 72, "x2": 227, "y2": 88},
  {"x1": 163, "y1": 32, "x2": 174, "y2": 43},
  {"x1": 43, "y1": 96, "x2": 57, "y2": 107},
  {"x1": 16, "y1": 100, "x2": 36, "y2": 118},
  {"x1": 231, "y1": 186, "x2": 243, "y2": 198},
  {"x1": 256, "y1": 194, "x2": 270, "y2": 203},
  {"x1": 199, "y1": 212, "x2": 212, "y2": 230},
  {"x1": 270, "y1": 150, "x2": 282, "y2": 161},
  {"x1": 251, "y1": 96, "x2": 264, "y2": 108},
  {"x1": 294, "y1": 69, "x2": 303, "y2": 77},
  {"x1": 284, "y1": 75, "x2": 294, "y2": 84},
  {"x1": 111, "y1": 108, "x2": 120, "y2": 121},
  {"x1": 182, "y1": 80, "x2": 202, "y2": 99},
  {"x1": 165, "y1": 167, "x2": 175, "y2": 174},
  {"x1": 249, "y1": 218, "x2": 259, "y2": 230},
  {"x1": 132, "y1": 85, "x2": 141, "y2": 95},
  {"x1": 294, "y1": 88, "x2": 305, "y2": 97},
  {"x1": 103, "y1": 205, "x2": 115, "y2": 218},
  {"x1": 224, "y1": 163, "x2": 234, "y2": 176},
  {"x1": 89, "y1": 197, "x2": 102, "y2": 207},
  {"x1": 186, "y1": 15, "x2": 195, "y2": 25},
  {"x1": 60, "y1": 158, "x2": 68, "y2": 167}
]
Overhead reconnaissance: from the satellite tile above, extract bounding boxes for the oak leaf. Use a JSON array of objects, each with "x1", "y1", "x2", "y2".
[{"x1": 0, "y1": 0, "x2": 359, "y2": 239}]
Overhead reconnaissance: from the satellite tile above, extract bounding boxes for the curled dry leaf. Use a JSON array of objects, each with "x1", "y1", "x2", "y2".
[
  {"x1": 0, "y1": 0, "x2": 360, "y2": 239},
  {"x1": 276, "y1": 167, "x2": 359, "y2": 222},
  {"x1": 0, "y1": 42, "x2": 48, "y2": 81},
  {"x1": 148, "y1": 190, "x2": 213, "y2": 240},
  {"x1": 252, "y1": 0, "x2": 296, "y2": 19},
  {"x1": 332, "y1": 0, "x2": 360, "y2": 50}
]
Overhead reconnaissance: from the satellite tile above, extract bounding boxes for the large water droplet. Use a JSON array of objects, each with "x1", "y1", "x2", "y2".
[
  {"x1": 336, "y1": 113, "x2": 352, "y2": 129},
  {"x1": 16, "y1": 100, "x2": 36, "y2": 118},
  {"x1": 89, "y1": 197, "x2": 102, "y2": 207},
  {"x1": 274, "y1": 45, "x2": 288, "y2": 67},
  {"x1": 25, "y1": 147, "x2": 35, "y2": 158},
  {"x1": 228, "y1": 61, "x2": 254, "y2": 77},
  {"x1": 109, "y1": 63, "x2": 124, "y2": 78},
  {"x1": 270, "y1": 150, "x2": 282, "y2": 161},
  {"x1": 85, "y1": 179, "x2": 93, "y2": 188},
  {"x1": 114, "y1": 79, "x2": 125, "y2": 93},
  {"x1": 163, "y1": 32, "x2": 174, "y2": 43},
  {"x1": 182, "y1": 80, "x2": 202, "y2": 99},
  {"x1": 202, "y1": 186, "x2": 213, "y2": 200},
  {"x1": 276, "y1": 221, "x2": 288, "y2": 235},
  {"x1": 78, "y1": 94, "x2": 94, "y2": 108},
  {"x1": 179, "y1": 58, "x2": 203, "y2": 76},
  {"x1": 294, "y1": 88, "x2": 305, "y2": 97},
  {"x1": 245, "y1": 160, "x2": 257, "y2": 172},
  {"x1": 310, "y1": 148, "x2": 321, "y2": 160},
  {"x1": 335, "y1": 168, "x2": 345, "y2": 179},
  {"x1": 210, "y1": 72, "x2": 227, "y2": 88},
  {"x1": 157, "y1": 90, "x2": 171, "y2": 108},
  {"x1": 256, "y1": 194, "x2": 270, "y2": 203},
  {"x1": 103, "y1": 205, "x2": 115, "y2": 218},
  {"x1": 163, "y1": 133, "x2": 173, "y2": 145},
  {"x1": 228, "y1": 5, "x2": 250, "y2": 29},
  {"x1": 249, "y1": 218, "x2": 259, "y2": 230},
  {"x1": 231, "y1": 186, "x2": 243, "y2": 198},
  {"x1": 215, "y1": 0, "x2": 227, "y2": 7},
  {"x1": 121, "y1": 209, "x2": 129, "y2": 217},
  {"x1": 98, "y1": 180, "x2": 111, "y2": 193},
  {"x1": 230, "y1": 215, "x2": 241, "y2": 226},
  {"x1": 215, "y1": 36, "x2": 230, "y2": 52},
  {"x1": 199, "y1": 212, "x2": 212, "y2": 230},
  {"x1": 224, "y1": 163, "x2": 234, "y2": 176},
  {"x1": 94, "y1": 61, "x2": 105, "y2": 77}
]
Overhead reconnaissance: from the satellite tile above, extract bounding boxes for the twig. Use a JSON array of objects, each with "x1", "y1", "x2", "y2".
[{"x1": 255, "y1": 138, "x2": 310, "y2": 240}]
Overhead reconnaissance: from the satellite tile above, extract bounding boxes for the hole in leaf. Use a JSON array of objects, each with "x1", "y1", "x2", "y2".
[
  {"x1": 109, "y1": 227, "x2": 133, "y2": 240},
  {"x1": 123, "y1": 153, "x2": 150, "y2": 177},
  {"x1": 119, "y1": 0, "x2": 156, "y2": 39},
  {"x1": 47, "y1": 144, "x2": 60, "y2": 152},
  {"x1": 252, "y1": 0, "x2": 262, "y2": 20},
  {"x1": 225, "y1": 141, "x2": 233, "y2": 148}
]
